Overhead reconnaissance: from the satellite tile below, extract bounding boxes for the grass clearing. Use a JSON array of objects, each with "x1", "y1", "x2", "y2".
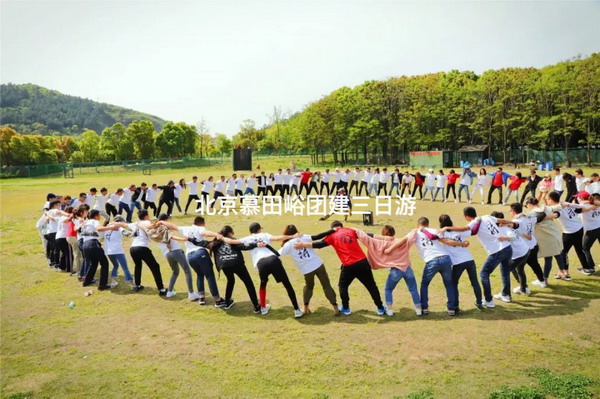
[{"x1": 1, "y1": 160, "x2": 599, "y2": 398}]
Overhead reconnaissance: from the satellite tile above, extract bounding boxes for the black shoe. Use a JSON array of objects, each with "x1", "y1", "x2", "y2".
[
  {"x1": 422, "y1": 309, "x2": 430, "y2": 315},
  {"x1": 475, "y1": 301, "x2": 484, "y2": 310},
  {"x1": 224, "y1": 299, "x2": 235, "y2": 310},
  {"x1": 158, "y1": 289, "x2": 167, "y2": 297},
  {"x1": 132, "y1": 285, "x2": 145, "y2": 292},
  {"x1": 214, "y1": 299, "x2": 226, "y2": 308},
  {"x1": 198, "y1": 297, "x2": 206, "y2": 305},
  {"x1": 253, "y1": 305, "x2": 261, "y2": 313},
  {"x1": 98, "y1": 285, "x2": 111, "y2": 291}
]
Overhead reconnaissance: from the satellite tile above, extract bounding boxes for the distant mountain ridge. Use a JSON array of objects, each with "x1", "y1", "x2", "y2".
[{"x1": 0, "y1": 83, "x2": 166, "y2": 135}]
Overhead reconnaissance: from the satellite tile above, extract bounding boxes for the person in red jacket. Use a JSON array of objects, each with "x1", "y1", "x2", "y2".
[
  {"x1": 299, "y1": 168, "x2": 313, "y2": 196},
  {"x1": 446, "y1": 169, "x2": 459, "y2": 202},
  {"x1": 503, "y1": 172, "x2": 527, "y2": 204}
]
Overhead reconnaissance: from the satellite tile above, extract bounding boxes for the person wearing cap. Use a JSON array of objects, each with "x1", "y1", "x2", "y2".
[
  {"x1": 157, "y1": 180, "x2": 175, "y2": 216},
  {"x1": 561, "y1": 191, "x2": 599, "y2": 275},
  {"x1": 226, "y1": 222, "x2": 303, "y2": 318}
]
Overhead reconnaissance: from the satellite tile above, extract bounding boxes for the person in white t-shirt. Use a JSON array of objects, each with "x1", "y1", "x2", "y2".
[
  {"x1": 432, "y1": 170, "x2": 447, "y2": 202},
  {"x1": 106, "y1": 189, "x2": 121, "y2": 219},
  {"x1": 378, "y1": 168, "x2": 390, "y2": 195},
  {"x1": 561, "y1": 191, "x2": 600, "y2": 276},
  {"x1": 584, "y1": 173, "x2": 599, "y2": 195},
  {"x1": 574, "y1": 169, "x2": 590, "y2": 192},
  {"x1": 289, "y1": 172, "x2": 302, "y2": 196},
  {"x1": 70, "y1": 192, "x2": 87, "y2": 209},
  {"x1": 245, "y1": 173, "x2": 257, "y2": 196},
  {"x1": 331, "y1": 168, "x2": 342, "y2": 194},
  {"x1": 278, "y1": 224, "x2": 338, "y2": 315},
  {"x1": 471, "y1": 168, "x2": 490, "y2": 204},
  {"x1": 396, "y1": 217, "x2": 459, "y2": 315},
  {"x1": 320, "y1": 169, "x2": 332, "y2": 195},
  {"x1": 84, "y1": 188, "x2": 97, "y2": 208},
  {"x1": 509, "y1": 203, "x2": 547, "y2": 289},
  {"x1": 348, "y1": 167, "x2": 361, "y2": 196},
  {"x1": 54, "y1": 206, "x2": 75, "y2": 272},
  {"x1": 118, "y1": 185, "x2": 136, "y2": 223},
  {"x1": 161, "y1": 216, "x2": 226, "y2": 304},
  {"x1": 125, "y1": 209, "x2": 167, "y2": 295},
  {"x1": 369, "y1": 169, "x2": 380, "y2": 197},
  {"x1": 359, "y1": 167, "x2": 372, "y2": 196},
  {"x1": 184, "y1": 176, "x2": 201, "y2": 215},
  {"x1": 234, "y1": 174, "x2": 246, "y2": 198},
  {"x1": 211, "y1": 176, "x2": 227, "y2": 209},
  {"x1": 142, "y1": 184, "x2": 159, "y2": 216},
  {"x1": 103, "y1": 215, "x2": 134, "y2": 288},
  {"x1": 91, "y1": 187, "x2": 109, "y2": 221},
  {"x1": 339, "y1": 169, "x2": 351, "y2": 192},
  {"x1": 80, "y1": 209, "x2": 122, "y2": 290},
  {"x1": 226, "y1": 222, "x2": 302, "y2": 317},
  {"x1": 423, "y1": 169, "x2": 437, "y2": 201},
  {"x1": 43, "y1": 200, "x2": 67, "y2": 268},
  {"x1": 283, "y1": 169, "x2": 293, "y2": 196},
  {"x1": 200, "y1": 176, "x2": 214, "y2": 203},
  {"x1": 400, "y1": 171, "x2": 413, "y2": 197},
  {"x1": 440, "y1": 207, "x2": 513, "y2": 308},
  {"x1": 552, "y1": 167, "x2": 564, "y2": 199},
  {"x1": 274, "y1": 169, "x2": 285, "y2": 197},
  {"x1": 436, "y1": 214, "x2": 483, "y2": 310},
  {"x1": 171, "y1": 178, "x2": 185, "y2": 214}
]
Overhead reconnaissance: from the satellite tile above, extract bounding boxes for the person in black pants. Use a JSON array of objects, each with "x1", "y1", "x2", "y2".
[
  {"x1": 562, "y1": 173, "x2": 578, "y2": 203},
  {"x1": 126, "y1": 210, "x2": 167, "y2": 295},
  {"x1": 184, "y1": 176, "x2": 200, "y2": 214},
  {"x1": 157, "y1": 180, "x2": 176, "y2": 216},
  {"x1": 80, "y1": 210, "x2": 116, "y2": 290},
  {"x1": 520, "y1": 170, "x2": 542, "y2": 204},
  {"x1": 320, "y1": 169, "x2": 331, "y2": 195},
  {"x1": 257, "y1": 172, "x2": 268, "y2": 197},
  {"x1": 295, "y1": 220, "x2": 385, "y2": 315},
  {"x1": 348, "y1": 167, "x2": 361, "y2": 196},
  {"x1": 190, "y1": 225, "x2": 260, "y2": 311}
]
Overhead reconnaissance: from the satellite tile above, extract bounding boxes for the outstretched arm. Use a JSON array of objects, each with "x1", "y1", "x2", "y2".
[
  {"x1": 310, "y1": 230, "x2": 335, "y2": 240},
  {"x1": 294, "y1": 240, "x2": 329, "y2": 250}
]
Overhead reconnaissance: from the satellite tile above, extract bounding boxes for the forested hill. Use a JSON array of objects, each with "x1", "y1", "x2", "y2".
[{"x1": 0, "y1": 83, "x2": 166, "y2": 135}]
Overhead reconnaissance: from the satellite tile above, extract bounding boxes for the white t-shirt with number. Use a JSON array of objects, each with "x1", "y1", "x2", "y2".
[
  {"x1": 414, "y1": 228, "x2": 448, "y2": 263},
  {"x1": 55, "y1": 216, "x2": 69, "y2": 239},
  {"x1": 438, "y1": 230, "x2": 472, "y2": 265},
  {"x1": 279, "y1": 235, "x2": 322, "y2": 275},
  {"x1": 516, "y1": 216, "x2": 538, "y2": 249},
  {"x1": 580, "y1": 204, "x2": 600, "y2": 231},
  {"x1": 506, "y1": 226, "x2": 529, "y2": 259},
  {"x1": 104, "y1": 228, "x2": 125, "y2": 255},
  {"x1": 469, "y1": 215, "x2": 510, "y2": 255},
  {"x1": 555, "y1": 206, "x2": 583, "y2": 234}
]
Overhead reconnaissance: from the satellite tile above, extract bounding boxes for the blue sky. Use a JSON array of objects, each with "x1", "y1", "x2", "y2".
[{"x1": 2, "y1": 1, "x2": 599, "y2": 135}]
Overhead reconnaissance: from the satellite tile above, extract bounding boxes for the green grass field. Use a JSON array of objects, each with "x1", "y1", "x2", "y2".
[{"x1": 1, "y1": 159, "x2": 599, "y2": 398}]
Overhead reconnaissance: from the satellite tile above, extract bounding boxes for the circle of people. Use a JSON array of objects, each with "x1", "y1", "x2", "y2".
[{"x1": 37, "y1": 165, "x2": 599, "y2": 318}]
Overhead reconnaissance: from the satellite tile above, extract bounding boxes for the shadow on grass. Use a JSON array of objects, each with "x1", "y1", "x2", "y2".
[{"x1": 209, "y1": 276, "x2": 600, "y2": 325}]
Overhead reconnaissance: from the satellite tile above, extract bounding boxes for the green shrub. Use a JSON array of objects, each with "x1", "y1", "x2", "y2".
[
  {"x1": 488, "y1": 386, "x2": 545, "y2": 399},
  {"x1": 527, "y1": 368, "x2": 594, "y2": 399}
]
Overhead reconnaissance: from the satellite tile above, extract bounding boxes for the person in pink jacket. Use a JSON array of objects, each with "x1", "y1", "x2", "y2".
[{"x1": 350, "y1": 226, "x2": 421, "y2": 317}]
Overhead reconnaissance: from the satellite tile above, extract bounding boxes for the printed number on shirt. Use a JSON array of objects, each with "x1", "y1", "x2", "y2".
[{"x1": 296, "y1": 247, "x2": 311, "y2": 260}]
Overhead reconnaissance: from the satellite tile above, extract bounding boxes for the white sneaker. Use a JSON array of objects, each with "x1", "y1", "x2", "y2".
[
  {"x1": 468, "y1": 200, "x2": 472, "y2": 204},
  {"x1": 532, "y1": 279, "x2": 547, "y2": 288},
  {"x1": 166, "y1": 290, "x2": 177, "y2": 298},
  {"x1": 188, "y1": 292, "x2": 200, "y2": 301},
  {"x1": 483, "y1": 300, "x2": 496, "y2": 308},
  {"x1": 512, "y1": 287, "x2": 522, "y2": 294},
  {"x1": 481, "y1": 201, "x2": 485, "y2": 205},
  {"x1": 385, "y1": 308, "x2": 394, "y2": 317},
  {"x1": 513, "y1": 287, "x2": 531, "y2": 295},
  {"x1": 294, "y1": 309, "x2": 304, "y2": 318},
  {"x1": 261, "y1": 304, "x2": 271, "y2": 315},
  {"x1": 493, "y1": 293, "x2": 512, "y2": 303},
  {"x1": 110, "y1": 281, "x2": 119, "y2": 288},
  {"x1": 415, "y1": 308, "x2": 423, "y2": 316},
  {"x1": 454, "y1": 200, "x2": 458, "y2": 203}
]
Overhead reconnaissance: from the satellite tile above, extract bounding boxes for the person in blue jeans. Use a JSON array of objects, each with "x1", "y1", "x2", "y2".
[
  {"x1": 104, "y1": 215, "x2": 134, "y2": 287},
  {"x1": 440, "y1": 207, "x2": 513, "y2": 308},
  {"x1": 409, "y1": 217, "x2": 459, "y2": 316},
  {"x1": 384, "y1": 267, "x2": 421, "y2": 315},
  {"x1": 423, "y1": 214, "x2": 483, "y2": 311}
]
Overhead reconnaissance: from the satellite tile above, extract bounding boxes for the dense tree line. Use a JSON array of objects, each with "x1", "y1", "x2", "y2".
[
  {"x1": 238, "y1": 54, "x2": 599, "y2": 165},
  {"x1": 0, "y1": 83, "x2": 166, "y2": 135},
  {"x1": 0, "y1": 121, "x2": 226, "y2": 166}
]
